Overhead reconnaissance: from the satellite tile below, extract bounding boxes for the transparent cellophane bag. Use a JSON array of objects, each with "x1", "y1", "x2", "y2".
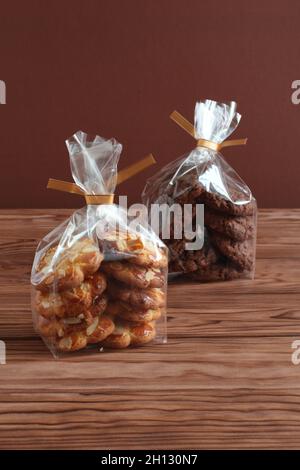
[
  {"x1": 142, "y1": 100, "x2": 257, "y2": 282},
  {"x1": 31, "y1": 132, "x2": 168, "y2": 358}
]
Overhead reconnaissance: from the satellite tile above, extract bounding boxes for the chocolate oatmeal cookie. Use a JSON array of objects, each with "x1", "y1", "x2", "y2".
[
  {"x1": 169, "y1": 242, "x2": 218, "y2": 273},
  {"x1": 203, "y1": 191, "x2": 256, "y2": 216},
  {"x1": 205, "y1": 209, "x2": 255, "y2": 241},
  {"x1": 173, "y1": 173, "x2": 256, "y2": 217},
  {"x1": 210, "y1": 232, "x2": 255, "y2": 271}
]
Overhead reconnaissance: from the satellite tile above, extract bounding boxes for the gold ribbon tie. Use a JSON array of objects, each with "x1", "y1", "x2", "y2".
[
  {"x1": 170, "y1": 110, "x2": 247, "y2": 151},
  {"x1": 47, "y1": 153, "x2": 156, "y2": 205},
  {"x1": 84, "y1": 194, "x2": 115, "y2": 205}
]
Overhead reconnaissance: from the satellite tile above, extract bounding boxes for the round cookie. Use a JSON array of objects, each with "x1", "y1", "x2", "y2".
[
  {"x1": 35, "y1": 238, "x2": 103, "y2": 292},
  {"x1": 61, "y1": 272, "x2": 107, "y2": 308},
  {"x1": 101, "y1": 261, "x2": 165, "y2": 289},
  {"x1": 107, "y1": 282, "x2": 165, "y2": 310},
  {"x1": 34, "y1": 272, "x2": 107, "y2": 319},
  {"x1": 84, "y1": 314, "x2": 115, "y2": 344},
  {"x1": 37, "y1": 312, "x2": 115, "y2": 352},
  {"x1": 102, "y1": 319, "x2": 156, "y2": 349},
  {"x1": 36, "y1": 314, "x2": 91, "y2": 339},
  {"x1": 34, "y1": 291, "x2": 66, "y2": 319},
  {"x1": 205, "y1": 209, "x2": 255, "y2": 241},
  {"x1": 210, "y1": 232, "x2": 255, "y2": 271},
  {"x1": 35, "y1": 292, "x2": 108, "y2": 321},
  {"x1": 106, "y1": 301, "x2": 162, "y2": 323},
  {"x1": 127, "y1": 238, "x2": 167, "y2": 269},
  {"x1": 57, "y1": 332, "x2": 88, "y2": 352},
  {"x1": 203, "y1": 191, "x2": 256, "y2": 217},
  {"x1": 173, "y1": 171, "x2": 256, "y2": 216},
  {"x1": 99, "y1": 230, "x2": 167, "y2": 268}
]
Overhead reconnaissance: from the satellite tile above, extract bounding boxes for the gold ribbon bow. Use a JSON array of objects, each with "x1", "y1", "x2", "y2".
[
  {"x1": 47, "y1": 153, "x2": 156, "y2": 205},
  {"x1": 170, "y1": 110, "x2": 247, "y2": 152}
]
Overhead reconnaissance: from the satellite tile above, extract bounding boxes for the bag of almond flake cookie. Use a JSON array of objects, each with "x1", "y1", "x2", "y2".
[
  {"x1": 142, "y1": 100, "x2": 257, "y2": 282},
  {"x1": 31, "y1": 131, "x2": 168, "y2": 358}
]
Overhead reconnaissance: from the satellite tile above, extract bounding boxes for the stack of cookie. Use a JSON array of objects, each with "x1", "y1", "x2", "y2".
[
  {"x1": 165, "y1": 173, "x2": 257, "y2": 281},
  {"x1": 100, "y1": 230, "x2": 167, "y2": 349},
  {"x1": 33, "y1": 238, "x2": 114, "y2": 353},
  {"x1": 32, "y1": 234, "x2": 167, "y2": 354}
]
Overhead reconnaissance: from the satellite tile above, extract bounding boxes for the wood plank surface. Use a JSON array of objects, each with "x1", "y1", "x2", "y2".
[{"x1": 0, "y1": 209, "x2": 300, "y2": 449}]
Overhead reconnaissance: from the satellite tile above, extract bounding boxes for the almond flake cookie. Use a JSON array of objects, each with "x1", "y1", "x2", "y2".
[
  {"x1": 102, "y1": 319, "x2": 156, "y2": 349},
  {"x1": 101, "y1": 261, "x2": 165, "y2": 289},
  {"x1": 35, "y1": 238, "x2": 103, "y2": 292},
  {"x1": 100, "y1": 230, "x2": 167, "y2": 268},
  {"x1": 37, "y1": 313, "x2": 115, "y2": 352},
  {"x1": 34, "y1": 272, "x2": 107, "y2": 319},
  {"x1": 105, "y1": 301, "x2": 162, "y2": 323},
  {"x1": 108, "y1": 282, "x2": 165, "y2": 310},
  {"x1": 56, "y1": 331, "x2": 88, "y2": 352}
]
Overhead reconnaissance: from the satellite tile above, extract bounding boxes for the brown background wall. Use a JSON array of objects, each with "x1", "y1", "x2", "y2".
[{"x1": 0, "y1": 0, "x2": 299, "y2": 208}]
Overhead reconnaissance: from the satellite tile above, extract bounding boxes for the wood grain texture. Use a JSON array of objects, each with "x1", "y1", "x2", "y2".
[{"x1": 0, "y1": 209, "x2": 300, "y2": 449}]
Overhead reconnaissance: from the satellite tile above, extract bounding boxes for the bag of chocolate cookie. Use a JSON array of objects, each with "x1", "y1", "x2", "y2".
[
  {"x1": 142, "y1": 100, "x2": 257, "y2": 282},
  {"x1": 31, "y1": 131, "x2": 168, "y2": 357}
]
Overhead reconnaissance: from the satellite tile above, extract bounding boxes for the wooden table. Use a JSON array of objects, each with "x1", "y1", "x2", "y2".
[{"x1": 0, "y1": 209, "x2": 300, "y2": 450}]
